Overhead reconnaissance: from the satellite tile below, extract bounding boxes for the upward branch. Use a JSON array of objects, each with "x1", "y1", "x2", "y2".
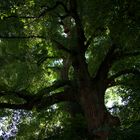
[
  {"x1": 94, "y1": 44, "x2": 116, "y2": 80},
  {"x1": 69, "y1": 0, "x2": 86, "y2": 51}
]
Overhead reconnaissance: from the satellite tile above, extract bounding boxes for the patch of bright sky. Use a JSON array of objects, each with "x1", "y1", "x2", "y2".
[
  {"x1": 105, "y1": 86, "x2": 123, "y2": 108},
  {"x1": 48, "y1": 59, "x2": 63, "y2": 67},
  {"x1": 0, "y1": 117, "x2": 8, "y2": 136}
]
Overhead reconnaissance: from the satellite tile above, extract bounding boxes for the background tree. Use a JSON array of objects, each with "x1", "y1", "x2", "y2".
[{"x1": 0, "y1": 0, "x2": 140, "y2": 139}]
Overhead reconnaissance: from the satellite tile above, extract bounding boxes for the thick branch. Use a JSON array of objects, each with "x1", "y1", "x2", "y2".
[
  {"x1": 91, "y1": 44, "x2": 117, "y2": 95},
  {"x1": 114, "y1": 50, "x2": 140, "y2": 62},
  {"x1": 69, "y1": 0, "x2": 86, "y2": 51},
  {"x1": 0, "y1": 103, "x2": 32, "y2": 110},
  {"x1": 36, "y1": 90, "x2": 76, "y2": 109},
  {"x1": 94, "y1": 44, "x2": 116, "y2": 81},
  {"x1": 37, "y1": 80, "x2": 71, "y2": 97},
  {"x1": 0, "y1": 80, "x2": 72, "y2": 110},
  {"x1": 0, "y1": 90, "x2": 32, "y2": 102},
  {"x1": 122, "y1": 51, "x2": 140, "y2": 57},
  {"x1": 0, "y1": 35, "x2": 45, "y2": 39},
  {"x1": 95, "y1": 48, "x2": 140, "y2": 83},
  {"x1": 108, "y1": 68, "x2": 140, "y2": 87},
  {"x1": 2, "y1": 15, "x2": 37, "y2": 20},
  {"x1": 0, "y1": 89, "x2": 76, "y2": 110},
  {"x1": 0, "y1": 80, "x2": 71, "y2": 105}
]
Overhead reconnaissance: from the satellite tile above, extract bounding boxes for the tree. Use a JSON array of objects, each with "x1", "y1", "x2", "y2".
[{"x1": 0, "y1": 0, "x2": 140, "y2": 139}]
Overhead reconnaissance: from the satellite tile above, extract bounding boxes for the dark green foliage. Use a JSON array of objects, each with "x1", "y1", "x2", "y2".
[{"x1": 0, "y1": 0, "x2": 140, "y2": 139}]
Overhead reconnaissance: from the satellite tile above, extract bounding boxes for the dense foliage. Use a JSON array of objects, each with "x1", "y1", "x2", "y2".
[{"x1": 0, "y1": 0, "x2": 140, "y2": 139}]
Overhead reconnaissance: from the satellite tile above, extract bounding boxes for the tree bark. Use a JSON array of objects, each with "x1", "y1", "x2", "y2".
[{"x1": 79, "y1": 85, "x2": 120, "y2": 140}]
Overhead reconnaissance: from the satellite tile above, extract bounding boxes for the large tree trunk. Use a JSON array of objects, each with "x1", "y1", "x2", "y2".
[
  {"x1": 70, "y1": 37, "x2": 119, "y2": 139},
  {"x1": 79, "y1": 85, "x2": 120, "y2": 140}
]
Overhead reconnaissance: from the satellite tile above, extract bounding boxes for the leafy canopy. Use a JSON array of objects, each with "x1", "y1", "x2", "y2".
[{"x1": 0, "y1": 0, "x2": 140, "y2": 139}]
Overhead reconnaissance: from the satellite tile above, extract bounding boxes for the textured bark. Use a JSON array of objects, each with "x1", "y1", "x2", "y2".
[{"x1": 79, "y1": 85, "x2": 120, "y2": 140}]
